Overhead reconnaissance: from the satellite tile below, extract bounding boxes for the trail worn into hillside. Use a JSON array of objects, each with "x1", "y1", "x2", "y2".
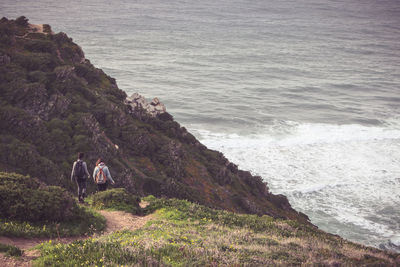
[
  {"x1": 0, "y1": 206, "x2": 153, "y2": 266},
  {"x1": 99, "y1": 210, "x2": 152, "y2": 234}
]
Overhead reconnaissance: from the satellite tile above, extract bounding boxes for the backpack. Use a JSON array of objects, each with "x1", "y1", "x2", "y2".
[
  {"x1": 96, "y1": 167, "x2": 107, "y2": 184},
  {"x1": 74, "y1": 161, "x2": 86, "y2": 180}
]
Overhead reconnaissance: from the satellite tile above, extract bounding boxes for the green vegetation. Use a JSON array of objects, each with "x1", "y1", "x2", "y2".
[
  {"x1": 88, "y1": 188, "x2": 142, "y2": 214},
  {"x1": 0, "y1": 242, "x2": 22, "y2": 257},
  {"x1": 0, "y1": 16, "x2": 397, "y2": 266},
  {"x1": 34, "y1": 197, "x2": 398, "y2": 266},
  {"x1": 0, "y1": 208, "x2": 105, "y2": 238},
  {"x1": 0, "y1": 172, "x2": 106, "y2": 237},
  {"x1": 143, "y1": 195, "x2": 278, "y2": 231},
  {"x1": 0, "y1": 16, "x2": 307, "y2": 221},
  {"x1": 0, "y1": 172, "x2": 82, "y2": 222}
]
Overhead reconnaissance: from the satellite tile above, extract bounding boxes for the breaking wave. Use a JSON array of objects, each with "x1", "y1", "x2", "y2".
[{"x1": 193, "y1": 120, "x2": 400, "y2": 251}]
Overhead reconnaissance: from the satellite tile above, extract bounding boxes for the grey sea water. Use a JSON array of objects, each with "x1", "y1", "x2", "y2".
[{"x1": 2, "y1": 0, "x2": 400, "y2": 251}]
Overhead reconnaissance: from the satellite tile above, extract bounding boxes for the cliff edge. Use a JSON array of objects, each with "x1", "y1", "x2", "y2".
[{"x1": 0, "y1": 16, "x2": 308, "y2": 223}]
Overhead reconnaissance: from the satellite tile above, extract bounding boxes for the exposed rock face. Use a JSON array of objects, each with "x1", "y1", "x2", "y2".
[
  {"x1": 125, "y1": 93, "x2": 166, "y2": 117},
  {"x1": 28, "y1": 23, "x2": 49, "y2": 34},
  {"x1": 163, "y1": 141, "x2": 186, "y2": 178},
  {"x1": 54, "y1": 65, "x2": 75, "y2": 81},
  {"x1": 11, "y1": 83, "x2": 71, "y2": 121},
  {"x1": 81, "y1": 114, "x2": 118, "y2": 156}
]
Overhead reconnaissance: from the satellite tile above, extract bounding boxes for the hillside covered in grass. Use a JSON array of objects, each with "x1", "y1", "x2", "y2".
[
  {"x1": 34, "y1": 197, "x2": 399, "y2": 266},
  {"x1": 0, "y1": 16, "x2": 308, "y2": 222}
]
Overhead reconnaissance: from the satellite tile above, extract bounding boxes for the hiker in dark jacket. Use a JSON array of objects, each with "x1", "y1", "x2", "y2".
[
  {"x1": 93, "y1": 158, "x2": 115, "y2": 192},
  {"x1": 71, "y1": 152, "x2": 91, "y2": 203}
]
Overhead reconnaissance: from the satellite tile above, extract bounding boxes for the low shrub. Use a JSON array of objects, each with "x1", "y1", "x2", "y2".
[
  {"x1": 0, "y1": 206, "x2": 105, "y2": 238},
  {"x1": 43, "y1": 24, "x2": 51, "y2": 33},
  {"x1": 0, "y1": 172, "x2": 82, "y2": 222},
  {"x1": 12, "y1": 52, "x2": 58, "y2": 72},
  {"x1": 23, "y1": 39, "x2": 55, "y2": 53},
  {"x1": 89, "y1": 188, "x2": 141, "y2": 214},
  {"x1": 0, "y1": 23, "x2": 14, "y2": 45},
  {"x1": 0, "y1": 172, "x2": 106, "y2": 237},
  {"x1": 27, "y1": 70, "x2": 47, "y2": 83},
  {"x1": 15, "y1": 16, "x2": 28, "y2": 27},
  {"x1": 74, "y1": 63, "x2": 100, "y2": 84},
  {"x1": 0, "y1": 242, "x2": 22, "y2": 257}
]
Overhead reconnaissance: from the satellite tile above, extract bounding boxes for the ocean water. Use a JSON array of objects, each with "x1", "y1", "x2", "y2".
[{"x1": 2, "y1": 0, "x2": 400, "y2": 251}]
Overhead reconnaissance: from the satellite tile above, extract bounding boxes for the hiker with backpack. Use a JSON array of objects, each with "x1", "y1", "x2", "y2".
[
  {"x1": 71, "y1": 152, "x2": 91, "y2": 203},
  {"x1": 93, "y1": 158, "x2": 115, "y2": 191}
]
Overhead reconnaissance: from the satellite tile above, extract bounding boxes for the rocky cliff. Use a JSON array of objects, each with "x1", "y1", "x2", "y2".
[{"x1": 0, "y1": 16, "x2": 309, "y2": 223}]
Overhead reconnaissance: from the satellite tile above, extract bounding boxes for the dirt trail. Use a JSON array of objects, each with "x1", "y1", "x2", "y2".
[
  {"x1": 99, "y1": 210, "x2": 152, "y2": 234},
  {"x1": 0, "y1": 202, "x2": 152, "y2": 266}
]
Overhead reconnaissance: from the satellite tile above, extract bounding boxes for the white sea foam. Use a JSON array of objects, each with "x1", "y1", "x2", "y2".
[
  {"x1": 193, "y1": 121, "x2": 400, "y2": 250},
  {"x1": 390, "y1": 236, "x2": 400, "y2": 247}
]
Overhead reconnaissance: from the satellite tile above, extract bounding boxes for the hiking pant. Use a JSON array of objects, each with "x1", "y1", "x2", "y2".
[
  {"x1": 97, "y1": 182, "x2": 108, "y2": 192},
  {"x1": 76, "y1": 178, "x2": 87, "y2": 199}
]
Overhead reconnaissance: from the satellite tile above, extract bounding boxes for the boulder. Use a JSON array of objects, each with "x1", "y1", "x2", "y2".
[{"x1": 125, "y1": 93, "x2": 166, "y2": 117}]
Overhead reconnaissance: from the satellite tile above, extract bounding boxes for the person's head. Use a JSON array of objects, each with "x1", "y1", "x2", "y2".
[
  {"x1": 78, "y1": 152, "x2": 84, "y2": 159},
  {"x1": 96, "y1": 158, "x2": 103, "y2": 166}
]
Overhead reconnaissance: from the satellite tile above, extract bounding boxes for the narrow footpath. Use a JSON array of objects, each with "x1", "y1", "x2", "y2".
[{"x1": 0, "y1": 202, "x2": 153, "y2": 267}]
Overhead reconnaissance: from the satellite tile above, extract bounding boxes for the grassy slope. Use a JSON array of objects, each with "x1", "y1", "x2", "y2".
[{"x1": 34, "y1": 197, "x2": 399, "y2": 266}]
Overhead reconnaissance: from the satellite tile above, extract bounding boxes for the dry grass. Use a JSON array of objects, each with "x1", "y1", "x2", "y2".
[{"x1": 33, "y1": 197, "x2": 399, "y2": 266}]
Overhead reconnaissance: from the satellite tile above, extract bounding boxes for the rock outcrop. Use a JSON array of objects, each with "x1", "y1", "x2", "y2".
[{"x1": 125, "y1": 93, "x2": 166, "y2": 117}]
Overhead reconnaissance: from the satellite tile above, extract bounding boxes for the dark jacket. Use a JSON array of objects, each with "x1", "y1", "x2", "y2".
[{"x1": 71, "y1": 159, "x2": 90, "y2": 182}]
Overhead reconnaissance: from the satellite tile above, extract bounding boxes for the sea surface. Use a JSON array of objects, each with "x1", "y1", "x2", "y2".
[{"x1": 2, "y1": 0, "x2": 400, "y2": 251}]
